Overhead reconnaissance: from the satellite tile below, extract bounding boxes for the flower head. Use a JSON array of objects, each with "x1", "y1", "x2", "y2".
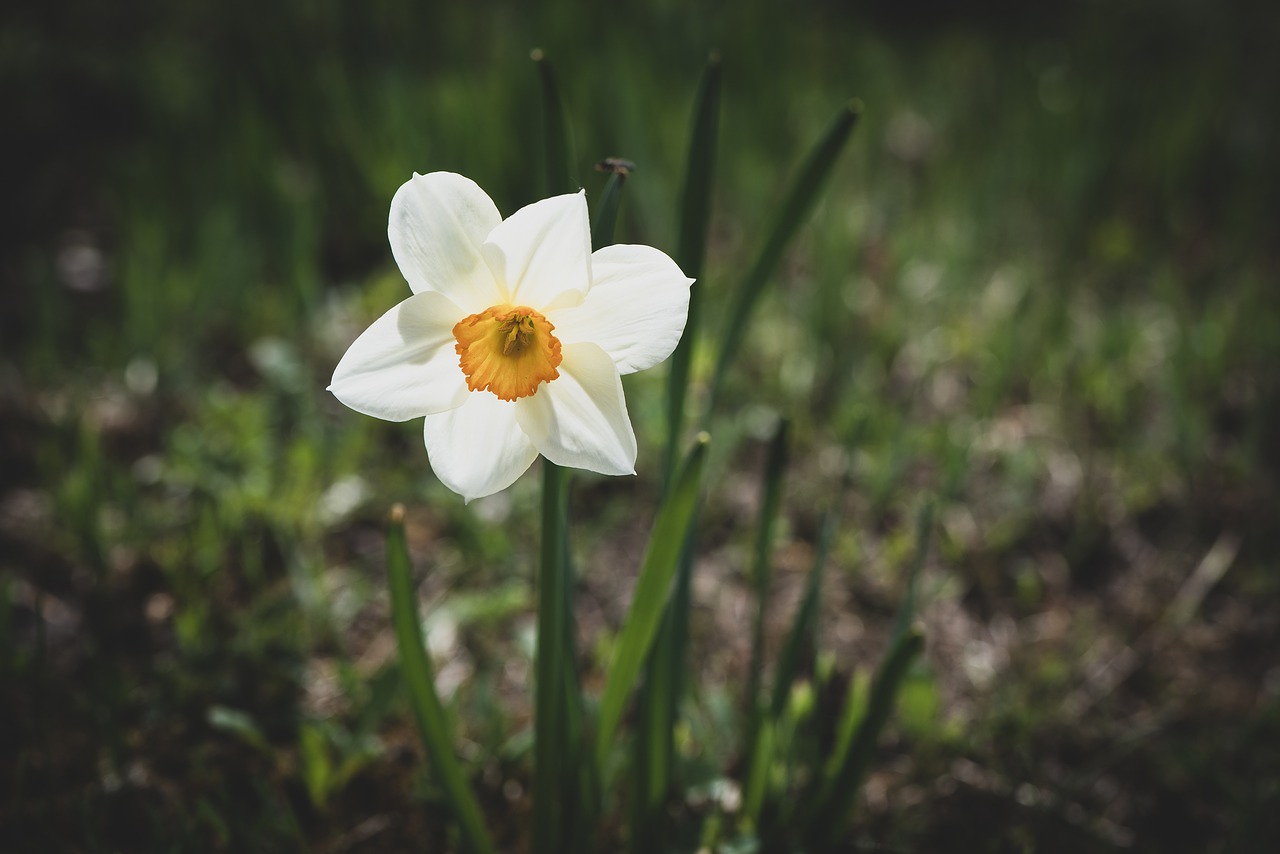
[{"x1": 329, "y1": 172, "x2": 693, "y2": 501}]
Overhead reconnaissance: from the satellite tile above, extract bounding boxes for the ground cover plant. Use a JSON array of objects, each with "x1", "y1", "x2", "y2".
[{"x1": 3, "y1": 0, "x2": 1280, "y2": 851}]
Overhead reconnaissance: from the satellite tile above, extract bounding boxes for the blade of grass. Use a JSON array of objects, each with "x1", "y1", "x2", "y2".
[
  {"x1": 594, "y1": 433, "x2": 710, "y2": 776},
  {"x1": 591, "y1": 168, "x2": 628, "y2": 249},
  {"x1": 736, "y1": 501, "x2": 838, "y2": 843},
  {"x1": 802, "y1": 503, "x2": 933, "y2": 847},
  {"x1": 742, "y1": 418, "x2": 790, "y2": 770},
  {"x1": 769, "y1": 502, "x2": 838, "y2": 719},
  {"x1": 385, "y1": 505, "x2": 494, "y2": 854},
  {"x1": 891, "y1": 501, "x2": 934, "y2": 646},
  {"x1": 707, "y1": 100, "x2": 862, "y2": 412},
  {"x1": 633, "y1": 62, "x2": 722, "y2": 845},
  {"x1": 532, "y1": 49, "x2": 574, "y2": 196},
  {"x1": 629, "y1": 516, "x2": 699, "y2": 852},
  {"x1": 824, "y1": 669, "x2": 871, "y2": 788},
  {"x1": 629, "y1": 595, "x2": 681, "y2": 854},
  {"x1": 803, "y1": 628, "x2": 924, "y2": 849},
  {"x1": 664, "y1": 53, "x2": 722, "y2": 486},
  {"x1": 742, "y1": 717, "x2": 775, "y2": 827}
]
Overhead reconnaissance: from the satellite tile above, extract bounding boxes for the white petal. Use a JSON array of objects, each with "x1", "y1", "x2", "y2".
[
  {"x1": 423, "y1": 393, "x2": 540, "y2": 502},
  {"x1": 515, "y1": 342, "x2": 636, "y2": 476},
  {"x1": 550, "y1": 244, "x2": 693, "y2": 375},
  {"x1": 389, "y1": 172, "x2": 504, "y2": 313},
  {"x1": 481, "y1": 190, "x2": 590, "y2": 310},
  {"x1": 329, "y1": 292, "x2": 469, "y2": 421}
]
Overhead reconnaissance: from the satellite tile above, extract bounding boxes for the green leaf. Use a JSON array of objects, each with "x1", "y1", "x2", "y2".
[
  {"x1": 631, "y1": 61, "x2": 724, "y2": 847},
  {"x1": 743, "y1": 418, "x2": 790, "y2": 770},
  {"x1": 891, "y1": 501, "x2": 934, "y2": 646},
  {"x1": 769, "y1": 503, "x2": 838, "y2": 718},
  {"x1": 708, "y1": 100, "x2": 862, "y2": 411},
  {"x1": 803, "y1": 629, "x2": 924, "y2": 849},
  {"x1": 594, "y1": 433, "x2": 710, "y2": 775},
  {"x1": 664, "y1": 53, "x2": 721, "y2": 486},
  {"x1": 825, "y1": 669, "x2": 871, "y2": 784},
  {"x1": 386, "y1": 506, "x2": 494, "y2": 854},
  {"x1": 207, "y1": 705, "x2": 270, "y2": 754},
  {"x1": 532, "y1": 49, "x2": 574, "y2": 196},
  {"x1": 628, "y1": 499, "x2": 701, "y2": 853},
  {"x1": 742, "y1": 717, "x2": 775, "y2": 826},
  {"x1": 591, "y1": 169, "x2": 628, "y2": 249},
  {"x1": 298, "y1": 721, "x2": 332, "y2": 808},
  {"x1": 629, "y1": 596, "x2": 682, "y2": 853},
  {"x1": 801, "y1": 502, "x2": 933, "y2": 847}
]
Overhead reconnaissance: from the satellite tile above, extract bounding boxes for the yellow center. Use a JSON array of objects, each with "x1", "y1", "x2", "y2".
[{"x1": 453, "y1": 305, "x2": 563, "y2": 401}]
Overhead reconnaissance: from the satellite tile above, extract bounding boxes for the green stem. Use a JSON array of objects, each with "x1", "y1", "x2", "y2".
[{"x1": 533, "y1": 462, "x2": 568, "y2": 853}]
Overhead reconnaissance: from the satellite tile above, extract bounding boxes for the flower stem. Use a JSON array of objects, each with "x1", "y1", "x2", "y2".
[{"x1": 533, "y1": 460, "x2": 569, "y2": 853}]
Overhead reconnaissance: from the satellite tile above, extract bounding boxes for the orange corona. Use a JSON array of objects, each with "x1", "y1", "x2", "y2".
[{"x1": 453, "y1": 305, "x2": 563, "y2": 401}]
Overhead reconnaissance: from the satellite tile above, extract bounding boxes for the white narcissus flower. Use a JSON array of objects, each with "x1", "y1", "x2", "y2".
[{"x1": 329, "y1": 171, "x2": 693, "y2": 502}]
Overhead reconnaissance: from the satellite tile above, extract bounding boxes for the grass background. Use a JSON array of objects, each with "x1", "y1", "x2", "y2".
[{"x1": 3, "y1": 0, "x2": 1279, "y2": 850}]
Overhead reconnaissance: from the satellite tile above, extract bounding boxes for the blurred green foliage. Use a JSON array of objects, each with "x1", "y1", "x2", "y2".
[{"x1": 3, "y1": 0, "x2": 1280, "y2": 850}]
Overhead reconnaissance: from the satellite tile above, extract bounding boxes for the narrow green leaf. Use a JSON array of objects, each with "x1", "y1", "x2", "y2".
[
  {"x1": 591, "y1": 168, "x2": 628, "y2": 249},
  {"x1": 629, "y1": 507, "x2": 700, "y2": 852},
  {"x1": 532, "y1": 49, "x2": 574, "y2": 196},
  {"x1": 675, "y1": 54, "x2": 721, "y2": 276},
  {"x1": 594, "y1": 433, "x2": 710, "y2": 774},
  {"x1": 891, "y1": 501, "x2": 934, "y2": 646},
  {"x1": 385, "y1": 506, "x2": 494, "y2": 854},
  {"x1": 629, "y1": 602, "x2": 680, "y2": 854},
  {"x1": 664, "y1": 53, "x2": 721, "y2": 487},
  {"x1": 751, "y1": 419, "x2": 792, "y2": 594},
  {"x1": 743, "y1": 418, "x2": 790, "y2": 769},
  {"x1": 742, "y1": 717, "x2": 775, "y2": 825},
  {"x1": 633, "y1": 60, "x2": 722, "y2": 840},
  {"x1": 533, "y1": 462, "x2": 569, "y2": 854},
  {"x1": 206, "y1": 706, "x2": 268, "y2": 752},
  {"x1": 796, "y1": 503, "x2": 933, "y2": 847},
  {"x1": 299, "y1": 722, "x2": 332, "y2": 808},
  {"x1": 708, "y1": 100, "x2": 862, "y2": 411},
  {"x1": 803, "y1": 628, "x2": 924, "y2": 849},
  {"x1": 769, "y1": 504, "x2": 838, "y2": 718},
  {"x1": 207, "y1": 705, "x2": 270, "y2": 754},
  {"x1": 823, "y1": 669, "x2": 870, "y2": 790}
]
